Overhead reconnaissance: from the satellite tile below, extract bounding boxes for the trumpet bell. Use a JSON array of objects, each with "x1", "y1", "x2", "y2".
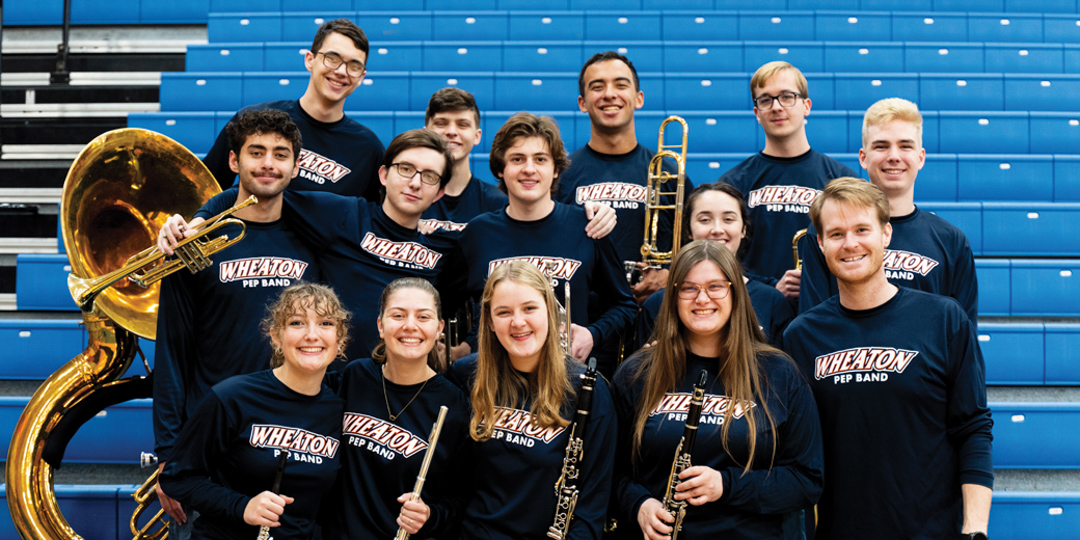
[{"x1": 61, "y1": 128, "x2": 220, "y2": 339}]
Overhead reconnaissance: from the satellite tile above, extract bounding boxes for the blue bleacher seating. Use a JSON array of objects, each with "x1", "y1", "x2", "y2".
[
  {"x1": 1066, "y1": 44, "x2": 1080, "y2": 72},
  {"x1": 938, "y1": 112, "x2": 1028, "y2": 154},
  {"x1": 410, "y1": 72, "x2": 496, "y2": 110},
  {"x1": 643, "y1": 0, "x2": 712, "y2": 9},
  {"x1": 975, "y1": 259, "x2": 1010, "y2": 316},
  {"x1": 891, "y1": 12, "x2": 968, "y2": 42},
  {"x1": 738, "y1": 11, "x2": 816, "y2": 41},
  {"x1": 127, "y1": 112, "x2": 217, "y2": 155},
  {"x1": 969, "y1": 13, "x2": 1044, "y2": 43},
  {"x1": 958, "y1": 155, "x2": 1054, "y2": 201},
  {"x1": 508, "y1": 11, "x2": 585, "y2": 41},
  {"x1": 1009, "y1": 0, "x2": 1080, "y2": 13},
  {"x1": 502, "y1": 0, "x2": 569, "y2": 8},
  {"x1": 671, "y1": 111, "x2": 758, "y2": 153},
  {"x1": 585, "y1": 41, "x2": 664, "y2": 72},
  {"x1": 744, "y1": 42, "x2": 825, "y2": 73},
  {"x1": 241, "y1": 72, "x2": 309, "y2": 107},
  {"x1": 1045, "y1": 14, "x2": 1080, "y2": 44},
  {"x1": 356, "y1": 12, "x2": 435, "y2": 41},
  {"x1": 584, "y1": 11, "x2": 662, "y2": 41},
  {"x1": 986, "y1": 43, "x2": 1066, "y2": 74},
  {"x1": 281, "y1": 12, "x2": 355, "y2": 42},
  {"x1": 0, "y1": 320, "x2": 85, "y2": 379},
  {"x1": 16, "y1": 255, "x2": 75, "y2": 312},
  {"x1": 920, "y1": 202, "x2": 982, "y2": 253},
  {"x1": 983, "y1": 202, "x2": 1080, "y2": 256},
  {"x1": 423, "y1": 42, "x2": 503, "y2": 71},
  {"x1": 159, "y1": 72, "x2": 244, "y2": 112},
  {"x1": 824, "y1": 42, "x2": 904, "y2": 73},
  {"x1": 1005, "y1": 74, "x2": 1080, "y2": 111},
  {"x1": 208, "y1": 13, "x2": 284, "y2": 43},
  {"x1": 936, "y1": 0, "x2": 1004, "y2": 11},
  {"x1": 861, "y1": 0, "x2": 934, "y2": 10},
  {"x1": 915, "y1": 156, "x2": 960, "y2": 200},
  {"x1": 210, "y1": 0, "x2": 276, "y2": 11},
  {"x1": 920, "y1": 74, "x2": 1006, "y2": 111},
  {"x1": 1011, "y1": 260, "x2": 1080, "y2": 316},
  {"x1": 283, "y1": 0, "x2": 350, "y2": 8},
  {"x1": 0, "y1": 398, "x2": 153, "y2": 463},
  {"x1": 980, "y1": 323, "x2": 1045, "y2": 384},
  {"x1": 0, "y1": 485, "x2": 133, "y2": 540},
  {"x1": 804, "y1": 110, "x2": 848, "y2": 153},
  {"x1": 663, "y1": 74, "x2": 747, "y2": 111},
  {"x1": 368, "y1": 42, "x2": 424, "y2": 72},
  {"x1": 503, "y1": 41, "x2": 584, "y2": 72},
  {"x1": 833, "y1": 73, "x2": 918, "y2": 111},
  {"x1": 432, "y1": 11, "x2": 509, "y2": 41},
  {"x1": 992, "y1": 402, "x2": 1080, "y2": 468},
  {"x1": 1046, "y1": 324, "x2": 1080, "y2": 385},
  {"x1": 349, "y1": 111, "x2": 395, "y2": 147},
  {"x1": 814, "y1": 11, "x2": 892, "y2": 42},
  {"x1": 1055, "y1": 155, "x2": 1080, "y2": 201},
  {"x1": 494, "y1": 73, "x2": 579, "y2": 110},
  {"x1": 359, "y1": 71, "x2": 412, "y2": 111},
  {"x1": 429, "y1": 0, "x2": 496, "y2": 8},
  {"x1": 186, "y1": 43, "x2": 264, "y2": 72},
  {"x1": 140, "y1": 0, "x2": 209, "y2": 24},
  {"x1": 660, "y1": 11, "x2": 739, "y2": 42},
  {"x1": 904, "y1": 43, "x2": 984, "y2": 73},
  {"x1": 992, "y1": 492, "x2": 1080, "y2": 540}
]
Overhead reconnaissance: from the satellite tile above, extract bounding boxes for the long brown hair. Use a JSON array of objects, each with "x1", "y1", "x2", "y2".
[
  {"x1": 371, "y1": 278, "x2": 443, "y2": 372},
  {"x1": 632, "y1": 240, "x2": 781, "y2": 473},
  {"x1": 470, "y1": 261, "x2": 573, "y2": 442}
]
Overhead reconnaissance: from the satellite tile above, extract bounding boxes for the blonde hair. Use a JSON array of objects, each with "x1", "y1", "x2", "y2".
[
  {"x1": 371, "y1": 278, "x2": 443, "y2": 372},
  {"x1": 750, "y1": 61, "x2": 808, "y2": 101},
  {"x1": 262, "y1": 282, "x2": 351, "y2": 368},
  {"x1": 809, "y1": 177, "x2": 891, "y2": 236},
  {"x1": 862, "y1": 97, "x2": 923, "y2": 148},
  {"x1": 631, "y1": 240, "x2": 781, "y2": 474},
  {"x1": 469, "y1": 261, "x2": 573, "y2": 442}
]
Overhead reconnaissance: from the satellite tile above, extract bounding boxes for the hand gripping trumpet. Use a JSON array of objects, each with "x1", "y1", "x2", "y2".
[
  {"x1": 395, "y1": 406, "x2": 449, "y2": 540},
  {"x1": 661, "y1": 370, "x2": 708, "y2": 540},
  {"x1": 547, "y1": 357, "x2": 599, "y2": 539},
  {"x1": 256, "y1": 450, "x2": 290, "y2": 540}
]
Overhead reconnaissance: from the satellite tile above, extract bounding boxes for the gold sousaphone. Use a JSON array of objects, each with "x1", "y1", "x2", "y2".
[{"x1": 6, "y1": 128, "x2": 253, "y2": 540}]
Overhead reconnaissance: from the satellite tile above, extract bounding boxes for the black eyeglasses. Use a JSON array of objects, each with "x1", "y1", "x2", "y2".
[
  {"x1": 391, "y1": 163, "x2": 442, "y2": 186},
  {"x1": 676, "y1": 280, "x2": 732, "y2": 300},
  {"x1": 315, "y1": 51, "x2": 365, "y2": 77},
  {"x1": 753, "y1": 91, "x2": 802, "y2": 109}
]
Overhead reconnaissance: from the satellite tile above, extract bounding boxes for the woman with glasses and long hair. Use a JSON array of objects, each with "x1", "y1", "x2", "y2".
[
  {"x1": 612, "y1": 240, "x2": 823, "y2": 539},
  {"x1": 160, "y1": 283, "x2": 349, "y2": 540},
  {"x1": 322, "y1": 278, "x2": 471, "y2": 539},
  {"x1": 446, "y1": 260, "x2": 617, "y2": 539},
  {"x1": 634, "y1": 182, "x2": 794, "y2": 352}
]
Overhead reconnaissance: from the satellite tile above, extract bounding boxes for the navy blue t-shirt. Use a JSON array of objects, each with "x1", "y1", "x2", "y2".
[
  {"x1": 153, "y1": 216, "x2": 319, "y2": 461},
  {"x1": 782, "y1": 287, "x2": 993, "y2": 540},
  {"x1": 203, "y1": 99, "x2": 384, "y2": 199},
  {"x1": 634, "y1": 278, "x2": 794, "y2": 352},
  {"x1": 160, "y1": 370, "x2": 343, "y2": 540},
  {"x1": 322, "y1": 358, "x2": 471, "y2": 539},
  {"x1": 197, "y1": 189, "x2": 452, "y2": 362},
  {"x1": 440, "y1": 203, "x2": 637, "y2": 375},
  {"x1": 799, "y1": 206, "x2": 979, "y2": 325},
  {"x1": 611, "y1": 351, "x2": 823, "y2": 539},
  {"x1": 420, "y1": 175, "x2": 507, "y2": 233},
  {"x1": 556, "y1": 144, "x2": 691, "y2": 265},
  {"x1": 445, "y1": 355, "x2": 617, "y2": 540},
  {"x1": 721, "y1": 150, "x2": 856, "y2": 281}
]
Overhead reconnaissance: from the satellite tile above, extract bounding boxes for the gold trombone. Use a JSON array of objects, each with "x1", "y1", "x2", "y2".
[
  {"x1": 792, "y1": 228, "x2": 808, "y2": 270},
  {"x1": 635, "y1": 116, "x2": 689, "y2": 276}
]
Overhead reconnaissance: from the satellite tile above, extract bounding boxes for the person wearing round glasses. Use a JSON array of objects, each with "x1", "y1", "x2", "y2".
[
  {"x1": 202, "y1": 19, "x2": 385, "y2": 199},
  {"x1": 611, "y1": 239, "x2": 823, "y2": 539}
]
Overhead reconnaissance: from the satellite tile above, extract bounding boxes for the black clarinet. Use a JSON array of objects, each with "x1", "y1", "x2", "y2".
[
  {"x1": 547, "y1": 357, "x2": 598, "y2": 539},
  {"x1": 661, "y1": 370, "x2": 708, "y2": 540},
  {"x1": 256, "y1": 450, "x2": 290, "y2": 540}
]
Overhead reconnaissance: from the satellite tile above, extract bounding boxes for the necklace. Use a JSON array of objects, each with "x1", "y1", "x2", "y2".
[{"x1": 382, "y1": 365, "x2": 429, "y2": 421}]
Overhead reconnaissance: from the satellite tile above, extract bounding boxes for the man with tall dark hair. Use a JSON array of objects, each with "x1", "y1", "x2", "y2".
[
  {"x1": 203, "y1": 19, "x2": 384, "y2": 199},
  {"x1": 154, "y1": 109, "x2": 319, "y2": 534},
  {"x1": 784, "y1": 177, "x2": 992, "y2": 540}
]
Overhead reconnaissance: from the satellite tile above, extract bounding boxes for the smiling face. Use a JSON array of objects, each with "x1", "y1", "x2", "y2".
[
  {"x1": 272, "y1": 305, "x2": 341, "y2": 376},
  {"x1": 377, "y1": 287, "x2": 443, "y2": 364},
  {"x1": 818, "y1": 199, "x2": 893, "y2": 287},
  {"x1": 230, "y1": 131, "x2": 298, "y2": 202},
  {"x1": 304, "y1": 32, "x2": 366, "y2": 105},
  {"x1": 860, "y1": 119, "x2": 925, "y2": 200},
  {"x1": 489, "y1": 279, "x2": 549, "y2": 371},
  {"x1": 499, "y1": 136, "x2": 556, "y2": 208},
  {"x1": 380, "y1": 146, "x2": 447, "y2": 222},
  {"x1": 578, "y1": 59, "x2": 643, "y2": 135},
  {"x1": 753, "y1": 69, "x2": 811, "y2": 143},
  {"x1": 676, "y1": 260, "x2": 733, "y2": 353},
  {"x1": 688, "y1": 190, "x2": 746, "y2": 255},
  {"x1": 426, "y1": 109, "x2": 481, "y2": 163}
]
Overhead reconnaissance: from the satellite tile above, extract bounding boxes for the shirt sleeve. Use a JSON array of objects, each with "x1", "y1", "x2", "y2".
[
  {"x1": 945, "y1": 316, "x2": 994, "y2": 489},
  {"x1": 798, "y1": 224, "x2": 836, "y2": 314},
  {"x1": 587, "y1": 237, "x2": 637, "y2": 347},
  {"x1": 568, "y1": 376, "x2": 618, "y2": 540},
  {"x1": 202, "y1": 114, "x2": 239, "y2": 190},
  {"x1": 152, "y1": 272, "x2": 195, "y2": 461},
  {"x1": 717, "y1": 362, "x2": 825, "y2": 514},
  {"x1": 159, "y1": 392, "x2": 251, "y2": 524}
]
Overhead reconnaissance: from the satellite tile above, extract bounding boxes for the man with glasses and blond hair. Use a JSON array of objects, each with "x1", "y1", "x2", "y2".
[
  {"x1": 203, "y1": 18, "x2": 384, "y2": 199},
  {"x1": 721, "y1": 61, "x2": 856, "y2": 301}
]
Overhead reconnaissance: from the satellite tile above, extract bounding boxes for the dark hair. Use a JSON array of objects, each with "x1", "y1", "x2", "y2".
[
  {"x1": 371, "y1": 278, "x2": 443, "y2": 372},
  {"x1": 311, "y1": 19, "x2": 369, "y2": 60},
  {"x1": 489, "y1": 112, "x2": 569, "y2": 195},
  {"x1": 578, "y1": 51, "x2": 640, "y2": 97},
  {"x1": 382, "y1": 129, "x2": 455, "y2": 190},
  {"x1": 683, "y1": 182, "x2": 752, "y2": 261},
  {"x1": 425, "y1": 87, "x2": 481, "y2": 127},
  {"x1": 226, "y1": 108, "x2": 303, "y2": 158}
]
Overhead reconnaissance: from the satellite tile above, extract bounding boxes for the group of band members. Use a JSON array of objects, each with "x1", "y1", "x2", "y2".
[{"x1": 150, "y1": 17, "x2": 992, "y2": 540}]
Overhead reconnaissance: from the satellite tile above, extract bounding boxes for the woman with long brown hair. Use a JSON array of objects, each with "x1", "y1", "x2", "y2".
[
  {"x1": 612, "y1": 240, "x2": 823, "y2": 539},
  {"x1": 446, "y1": 260, "x2": 617, "y2": 539}
]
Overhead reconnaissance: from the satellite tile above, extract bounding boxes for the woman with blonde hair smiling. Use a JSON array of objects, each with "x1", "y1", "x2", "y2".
[
  {"x1": 447, "y1": 260, "x2": 617, "y2": 538},
  {"x1": 612, "y1": 241, "x2": 823, "y2": 539}
]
